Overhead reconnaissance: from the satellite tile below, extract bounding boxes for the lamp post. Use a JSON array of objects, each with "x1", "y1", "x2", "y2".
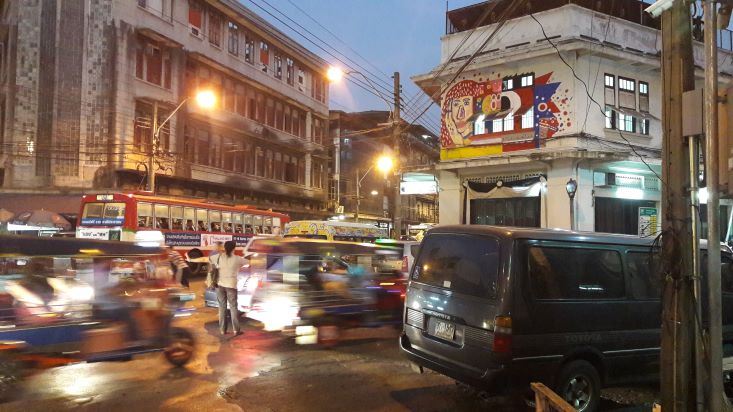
[
  {"x1": 327, "y1": 66, "x2": 402, "y2": 238},
  {"x1": 147, "y1": 90, "x2": 216, "y2": 193},
  {"x1": 566, "y1": 178, "x2": 578, "y2": 231},
  {"x1": 354, "y1": 155, "x2": 393, "y2": 223}
]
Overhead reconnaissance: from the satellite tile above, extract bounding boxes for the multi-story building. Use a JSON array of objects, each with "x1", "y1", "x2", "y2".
[
  {"x1": 0, "y1": 0, "x2": 330, "y2": 220},
  {"x1": 330, "y1": 110, "x2": 439, "y2": 230},
  {"x1": 413, "y1": 0, "x2": 733, "y2": 235}
]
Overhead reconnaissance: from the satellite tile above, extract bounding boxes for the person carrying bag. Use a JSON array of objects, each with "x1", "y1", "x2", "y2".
[{"x1": 206, "y1": 255, "x2": 220, "y2": 289}]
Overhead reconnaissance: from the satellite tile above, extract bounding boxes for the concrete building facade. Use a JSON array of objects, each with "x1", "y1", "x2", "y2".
[
  {"x1": 0, "y1": 0, "x2": 330, "y2": 219},
  {"x1": 413, "y1": 0, "x2": 733, "y2": 237}
]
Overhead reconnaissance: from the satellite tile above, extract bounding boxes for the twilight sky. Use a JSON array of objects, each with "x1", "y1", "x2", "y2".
[{"x1": 238, "y1": 0, "x2": 478, "y2": 134}]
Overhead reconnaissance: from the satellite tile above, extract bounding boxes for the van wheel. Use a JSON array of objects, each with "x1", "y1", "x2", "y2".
[{"x1": 554, "y1": 360, "x2": 600, "y2": 412}]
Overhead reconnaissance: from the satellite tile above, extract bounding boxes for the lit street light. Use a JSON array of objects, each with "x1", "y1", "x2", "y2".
[
  {"x1": 355, "y1": 154, "x2": 394, "y2": 223},
  {"x1": 148, "y1": 89, "x2": 216, "y2": 193}
]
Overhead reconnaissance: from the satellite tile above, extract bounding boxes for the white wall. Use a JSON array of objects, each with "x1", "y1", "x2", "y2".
[{"x1": 437, "y1": 170, "x2": 462, "y2": 225}]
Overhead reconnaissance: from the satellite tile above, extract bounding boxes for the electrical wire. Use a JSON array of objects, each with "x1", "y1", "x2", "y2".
[{"x1": 528, "y1": 12, "x2": 666, "y2": 189}]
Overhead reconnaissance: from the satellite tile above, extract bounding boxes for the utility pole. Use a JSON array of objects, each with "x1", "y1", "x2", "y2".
[
  {"x1": 355, "y1": 167, "x2": 360, "y2": 223},
  {"x1": 148, "y1": 101, "x2": 159, "y2": 193},
  {"x1": 704, "y1": 1, "x2": 726, "y2": 410},
  {"x1": 392, "y1": 71, "x2": 402, "y2": 239},
  {"x1": 660, "y1": 1, "x2": 696, "y2": 411}
]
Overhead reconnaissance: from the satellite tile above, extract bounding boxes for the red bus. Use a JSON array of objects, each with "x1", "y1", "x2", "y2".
[{"x1": 76, "y1": 192, "x2": 289, "y2": 270}]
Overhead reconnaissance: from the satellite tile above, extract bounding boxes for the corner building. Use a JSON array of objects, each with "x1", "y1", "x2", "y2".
[
  {"x1": 413, "y1": 0, "x2": 733, "y2": 235},
  {"x1": 0, "y1": 0, "x2": 330, "y2": 219}
]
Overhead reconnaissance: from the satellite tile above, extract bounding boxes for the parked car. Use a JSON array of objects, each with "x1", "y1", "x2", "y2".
[
  {"x1": 376, "y1": 239, "x2": 419, "y2": 278},
  {"x1": 400, "y1": 225, "x2": 733, "y2": 412}
]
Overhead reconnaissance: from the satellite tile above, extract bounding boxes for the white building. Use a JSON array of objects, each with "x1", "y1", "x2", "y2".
[{"x1": 413, "y1": 0, "x2": 733, "y2": 236}]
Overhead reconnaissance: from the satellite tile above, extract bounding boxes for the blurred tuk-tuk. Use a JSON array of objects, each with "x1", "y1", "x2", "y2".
[
  {"x1": 0, "y1": 235, "x2": 196, "y2": 400},
  {"x1": 240, "y1": 238, "x2": 404, "y2": 345}
]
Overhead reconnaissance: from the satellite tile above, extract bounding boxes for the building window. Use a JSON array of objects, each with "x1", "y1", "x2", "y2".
[
  {"x1": 227, "y1": 22, "x2": 239, "y2": 55},
  {"x1": 244, "y1": 35, "x2": 254, "y2": 64},
  {"x1": 297, "y1": 69, "x2": 305, "y2": 91},
  {"x1": 235, "y1": 84, "x2": 247, "y2": 116},
  {"x1": 188, "y1": 0, "x2": 203, "y2": 37},
  {"x1": 640, "y1": 118, "x2": 650, "y2": 135},
  {"x1": 639, "y1": 81, "x2": 649, "y2": 112},
  {"x1": 605, "y1": 105, "x2": 616, "y2": 129},
  {"x1": 259, "y1": 41, "x2": 269, "y2": 72},
  {"x1": 604, "y1": 74, "x2": 615, "y2": 88},
  {"x1": 223, "y1": 80, "x2": 235, "y2": 112},
  {"x1": 521, "y1": 108, "x2": 534, "y2": 129},
  {"x1": 503, "y1": 114, "x2": 514, "y2": 132},
  {"x1": 474, "y1": 114, "x2": 486, "y2": 135},
  {"x1": 286, "y1": 58, "x2": 294, "y2": 85},
  {"x1": 135, "y1": 39, "x2": 171, "y2": 88},
  {"x1": 266, "y1": 97, "x2": 275, "y2": 127},
  {"x1": 618, "y1": 77, "x2": 636, "y2": 109},
  {"x1": 274, "y1": 53, "x2": 283, "y2": 79},
  {"x1": 502, "y1": 78, "x2": 513, "y2": 90},
  {"x1": 208, "y1": 11, "x2": 222, "y2": 47},
  {"x1": 619, "y1": 77, "x2": 635, "y2": 92},
  {"x1": 617, "y1": 112, "x2": 635, "y2": 133},
  {"x1": 313, "y1": 76, "x2": 325, "y2": 103},
  {"x1": 520, "y1": 74, "x2": 533, "y2": 87}
]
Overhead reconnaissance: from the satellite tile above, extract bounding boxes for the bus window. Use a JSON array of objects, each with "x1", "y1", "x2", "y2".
[
  {"x1": 254, "y1": 215, "x2": 263, "y2": 234},
  {"x1": 264, "y1": 216, "x2": 273, "y2": 234},
  {"x1": 196, "y1": 209, "x2": 209, "y2": 232},
  {"x1": 154, "y1": 204, "x2": 170, "y2": 230},
  {"x1": 138, "y1": 203, "x2": 153, "y2": 228},
  {"x1": 222, "y1": 212, "x2": 233, "y2": 232},
  {"x1": 233, "y1": 213, "x2": 244, "y2": 233},
  {"x1": 104, "y1": 203, "x2": 125, "y2": 220},
  {"x1": 84, "y1": 203, "x2": 104, "y2": 218},
  {"x1": 210, "y1": 211, "x2": 222, "y2": 232},
  {"x1": 184, "y1": 207, "x2": 195, "y2": 231},
  {"x1": 244, "y1": 214, "x2": 254, "y2": 234},
  {"x1": 170, "y1": 206, "x2": 183, "y2": 230},
  {"x1": 273, "y1": 217, "x2": 281, "y2": 230}
]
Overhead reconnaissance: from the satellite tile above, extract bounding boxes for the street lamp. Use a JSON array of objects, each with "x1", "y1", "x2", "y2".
[
  {"x1": 354, "y1": 155, "x2": 394, "y2": 223},
  {"x1": 147, "y1": 89, "x2": 217, "y2": 193},
  {"x1": 328, "y1": 65, "x2": 402, "y2": 238},
  {"x1": 566, "y1": 178, "x2": 578, "y2": 231}
]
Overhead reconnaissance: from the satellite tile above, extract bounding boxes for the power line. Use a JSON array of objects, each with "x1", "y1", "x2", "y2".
[
  {"x1": 403, "y1": 0, "x2": 528, "y2": 133},
  {"x1": 528, "y1": 12, "x2": 665, "y2": 187}
]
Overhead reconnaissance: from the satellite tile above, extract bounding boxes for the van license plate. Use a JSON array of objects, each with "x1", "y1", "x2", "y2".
[{"x1": 432, "y1": 320, "x2": 455, "y2": 341}]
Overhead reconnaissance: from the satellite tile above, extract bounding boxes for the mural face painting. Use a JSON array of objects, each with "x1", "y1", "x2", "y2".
[{"x1": 440, "y1": 72, "x2": 571, "y2": 158}]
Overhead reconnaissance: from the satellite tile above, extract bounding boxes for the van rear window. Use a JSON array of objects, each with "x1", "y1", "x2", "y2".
[{"x1": 411, "y1": 234, "x2": 499, "y2": 298}]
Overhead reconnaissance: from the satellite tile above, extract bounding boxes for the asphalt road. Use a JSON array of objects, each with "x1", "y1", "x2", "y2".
[{"x1": 1, "y1": 279, "x2": 658, "y2": 412}]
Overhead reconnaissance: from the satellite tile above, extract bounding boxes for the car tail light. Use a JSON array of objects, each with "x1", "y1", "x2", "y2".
[
  {"x1": 402, "y1": 256, "x2": 409, "y2": 273},
  {"x1": 492, "y1": 315, "x2": 512, "y2": 353}
]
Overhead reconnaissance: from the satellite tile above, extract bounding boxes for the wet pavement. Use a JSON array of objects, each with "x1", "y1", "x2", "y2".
[{"x1": 2, "y1": 279, "x2": 659, "y2": 411}]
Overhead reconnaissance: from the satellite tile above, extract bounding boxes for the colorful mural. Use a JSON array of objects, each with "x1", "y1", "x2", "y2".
[{"x1": 440, "y1": 71, "x2": 571, "y2": 160}]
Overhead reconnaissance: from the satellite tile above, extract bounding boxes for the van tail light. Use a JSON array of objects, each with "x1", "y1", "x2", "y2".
[
  {"x1": 492, "y1": 315, "x2": 512, "y2": 353},
  {"x1": 402, "y1": 256, "x2": 409, "y2": 273}
]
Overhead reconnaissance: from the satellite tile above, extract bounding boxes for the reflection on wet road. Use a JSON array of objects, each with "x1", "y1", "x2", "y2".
[{"x1": 3, "y1": 279, "x2": 655, "y2": 412}]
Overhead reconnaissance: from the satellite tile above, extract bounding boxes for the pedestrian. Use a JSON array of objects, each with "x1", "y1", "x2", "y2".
[
  {"x1": 216, "y1": 240, "x2": 245, "y2": 335},
  {"x1": 167, "y1": 247, "x2": 191, "y2": 287}
]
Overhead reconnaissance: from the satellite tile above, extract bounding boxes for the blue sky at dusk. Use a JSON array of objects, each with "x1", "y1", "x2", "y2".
[{"x1": 239, "y1": 0, "x2": 478, "y2": 134}]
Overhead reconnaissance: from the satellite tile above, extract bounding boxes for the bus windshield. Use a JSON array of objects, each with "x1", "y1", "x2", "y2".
[{"x1": 81, "y1": 202, "x2": 126, "y2": 225}]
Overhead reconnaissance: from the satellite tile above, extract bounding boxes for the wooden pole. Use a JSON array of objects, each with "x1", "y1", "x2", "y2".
[{"x1": 660, "y1": 1, "x2": 696, "y2": 410}]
